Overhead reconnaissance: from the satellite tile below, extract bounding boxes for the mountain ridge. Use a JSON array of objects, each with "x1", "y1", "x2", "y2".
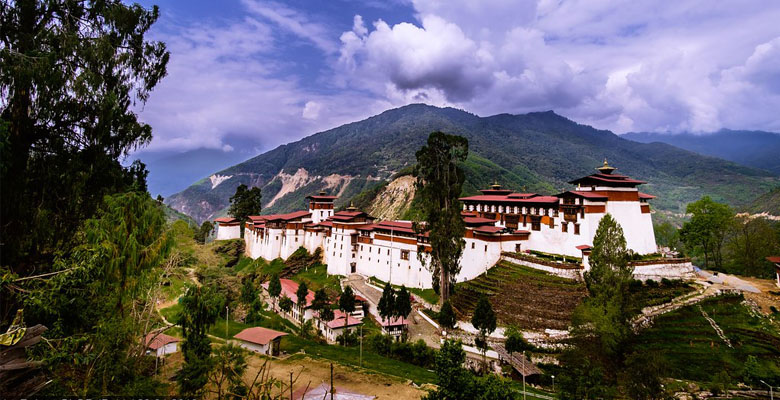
[{"x1": 166, "y1": 104, "x2": 778, "y2": 223}]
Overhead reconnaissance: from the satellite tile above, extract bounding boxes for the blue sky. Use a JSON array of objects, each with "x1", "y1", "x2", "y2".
[{"x1": 133, "y1": 0, "x2": 780, "y2": 159}]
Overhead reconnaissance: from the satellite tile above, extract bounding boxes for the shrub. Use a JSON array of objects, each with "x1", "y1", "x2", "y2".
[{"x1": 644, "y1": 279, "x2": 659, "y2": 288}]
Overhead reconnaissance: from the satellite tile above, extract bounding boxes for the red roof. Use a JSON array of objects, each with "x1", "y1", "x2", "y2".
[
  {"x1": 459, "y1": 194, "x2": 558, "y2": 204},
  {"x1": 514, "y1": 230, "x2": 530, "y2": 234},
  {"x1": 638, "y1": 192, "x2": 656, "y2": 199},
  {"x1": 474, "y1": 226, "x2": 504, "y2": 234},
  {"x1": 326, "y1": 310, "x2": 363, "y2": 329},
  {"x1": 262, "y1": 278, "x2": 315, "y2": 307},
  {"x1": 766, "y1": 256, "x2": 780, "y2": 264},
  {"x1": 568, "y1": 173, "x2": 646, "y2": 186},
  {"x1": 307, "y1": 195, "x2": 338, "y2": 200},
  {"x1": 214, "y1": 217, "x2": 239, "y2": 223},
  {"x1": 463, "y1": 217, "x2": 496, "y2": 225},
  {"x1": 144, "y1": 332, "x2": 179, "y2": 350},
  {"x1": 561, "y1": 191, "x2": 609, "y2": 200},
  {"x1": 507, "y1": 193, "x2": 538, "y2": 199},
  {"x1": 259, "y1": 210, "x2": 311, "y2": 222},
  {"x1": 379, "y1": 316, "x2": 408, "y2": 327},
  {"x1": 374, "y1": 220, "x2": 416, "y2": 234},
  {"x1": 234, "y1": 327, "x2": 287, "y2": 345},
  {"x1": 576, "y1": 245, "x2": 593, "y2": 250}
]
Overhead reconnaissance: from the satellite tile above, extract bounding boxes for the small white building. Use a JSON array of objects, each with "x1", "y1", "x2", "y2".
[
  {"x1": 144, "y1": 332, "x2": 179, "y2": 357},
  {"x1": 233, "y1": 327, "x2": 288, "y2": 356},
  {"x1": 318, "y1": 309, "x2": 363, "y2": 342},
  {"x1": 768, "y1": 256, "x2": 780, "y2": 288},
  {"x1": 215, "y1": 217, "x2": 241, "y2": 240},
  {"x1": 261, "y1": 278, "x2": 315, "y2": 324},
  {"x1": 379, "y1": 316, "x2": 408, "y2": 339}
]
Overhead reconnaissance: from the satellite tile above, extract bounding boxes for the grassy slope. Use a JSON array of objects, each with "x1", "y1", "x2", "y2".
[
  {"x1": 632, "y1": 295, "x2": 780, "y2": 384},
  {"x1": 450, "y1": 261, "x2": 587, "y2": 330},
  {"x1": 743, "y1": 186, "x2": 780, "y2": 215}
]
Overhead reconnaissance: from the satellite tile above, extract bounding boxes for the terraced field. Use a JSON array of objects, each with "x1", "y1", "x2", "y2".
[{"x1": 451, "y1": 261, "x2": 587, "y2": 330}]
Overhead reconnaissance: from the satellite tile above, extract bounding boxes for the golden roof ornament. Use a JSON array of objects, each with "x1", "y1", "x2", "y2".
[
  {"x1": 346, "y1": 201, "x2": 357, "y2": 211},
  {"x1": 490, "y1": 180, "x2": 502, "y2": 190},
  {"x1": 596, "y1": 158, "x2": 617, "y2": 174}
]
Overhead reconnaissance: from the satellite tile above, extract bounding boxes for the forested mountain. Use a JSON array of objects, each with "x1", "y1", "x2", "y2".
[
  {"x1": 623, "y1": 130, "x2": 780, "y2": 174},
  {"x1": 166, "y1": 104, "x2": 779, "y2": 223}
]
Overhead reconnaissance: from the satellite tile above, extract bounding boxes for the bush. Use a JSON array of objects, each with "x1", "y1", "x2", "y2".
[
  {"x1": 629, "y1": 279, "x2": 644, "y2": 291},
  {"x1": 336, "y1": 329, "x2": 358, "y2": 346},
  {"x1": 366, "y1": 333, "x2": 435, "y2": 368},
  {"x1": 644, "y1": 279, "x2": 659, "y2": 288}
]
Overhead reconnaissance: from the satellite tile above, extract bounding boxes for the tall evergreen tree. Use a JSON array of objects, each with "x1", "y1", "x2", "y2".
[
  {"x1": 178, "y1": 285, "x2": 223, "y2": 396},
  {"x1": 0, "y1": 0, "x2": 169, "y2": 321},
  {"x1": 471, "y1": 295, "x2": 497, "y2": 368},
  {"x1": 228, "y1": 184, "x2": 262, "y2": 236},
  {"x1": 339, "y1": 286, "x2": 356, "y2": 343},
  {"x1": 438, "y1": 300, "x2": 457, "y2": 330},
  {"x1": 0, "y1": 0, "x2": 168, "y2": 271},
  {"x1": 267, "y1": 273, "x2": 282, "y2": 311},
  {"x1": 413, "y1": 132, "x2": 468, "y2": 304},
  {"x1": 295, "y1": 281, "x2": 309, "y2": 330},
  {"x1": 395, "y1": 285, "x2": 413, "y2": 320},
  {"x1": 378, "y1": 283, "x2": 396, "y2": 322}
]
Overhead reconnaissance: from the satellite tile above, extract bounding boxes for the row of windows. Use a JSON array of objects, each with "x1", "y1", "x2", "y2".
[{"x1": 466, "y1": 204, "x2": 559, "y2": 216}]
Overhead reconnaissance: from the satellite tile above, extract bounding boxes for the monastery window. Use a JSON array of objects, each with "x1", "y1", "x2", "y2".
[
  {"x1": 471, "y1": 242, "x2": 475, "y2": 249},
  {"x1": 531, "y1": 221, "x2": 541, "y2": 231},
  {"x1": 340, "y1": 244, "x2": 343, "y2": 250},
  {"x1": 276, "y1": 236, "x2": 279, "y2": 241},
  {"x1": 369, "y1": 247, "x2": 372, "y2": 253},
  {"x1": 360, "y1": 245, "x2": 363, "y2": 251},
  {"x1": 515, "y1": 244, "x2": 522, "y2": 252},
  {"x1": 574, "y1": 224, "x2": 580, "y2": 235},
  {"x1": 387, "y1": 249, "x2": 390, "y2": 255},
  {"x1": 562, "y1": 222, "x2": 568, "y2": 233},
  {"x1": 484, "y1": 245, "x2": 488, "y2": 252},
  {"x1": 580, "y1": 209, "x2": 585, "y2": 218},
  {"x1": 401, "y1": 250, "x2": 410, "y2": 260},
  {"x1": 295, "y1": 237, "x2": 298, "y2": 242}
]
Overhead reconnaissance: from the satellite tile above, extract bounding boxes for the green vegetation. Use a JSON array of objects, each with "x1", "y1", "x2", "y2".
[
  {"x1": 679, "y1": 196, "x2": 780, "y2": 278},
  {"x1": 450, "y1": 261, "x2": 586, "y2": 330},
  {"x1": 744, "y1": 186, "x2": 780, "y2": 215},
  {"x1": 632, "y1": 295, "x2": 780, "y2": 385},
  {"x1": 370, "y1": 276, "x2": 440, "y2": 305},
  {"x1": 169, "y1": 104, "x2": 778, "y2": 224},
  {"x1": 228, "y1": 183, "x2": 262, "y2": 236}
]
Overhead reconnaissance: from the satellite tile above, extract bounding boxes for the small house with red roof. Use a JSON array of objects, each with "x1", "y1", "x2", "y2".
[
  {"x1": 144, "y1": 331, "x2": 180, "y2": 357},
  {"x1": 767, "y1": 256, "x2": 780, "y2": 287},
  {"x1": 214, "y1": 217, "x2": 241, "y2": 240},
  {"x1": 379, "y1": 316, "x2": 408, "y2": 339},
  {"x1": 318, "y1": 309, "x2": 363, "y2": 342},
  {"x1": 233, "y1": 327, "x2": 287, "y2": 356},
  {"x1": 261, "y1": 278, "x2": 316, "y2": 324}
]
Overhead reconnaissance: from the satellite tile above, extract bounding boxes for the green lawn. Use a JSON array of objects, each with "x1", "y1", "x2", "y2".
[
  {"x1": 293, "y1": 263, "x2": 343, "y2": 292},
  {"x1": 369, "y1": 277, "x2": 439, "y2": 305},
  {"x1": 281, "y1": 335, "x2": 437, "y2": 385},
  {"x1": 632, "y1": 294, "x2": 780, "y2": 385}
]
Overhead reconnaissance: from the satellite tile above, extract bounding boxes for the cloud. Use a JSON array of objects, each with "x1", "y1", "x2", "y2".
[
  {"x1": 241, "y1": 0, "x2": 338, "y2": 54},
  {"x1": 338, "y1": 0, "x2": 780, "y2": 133}
]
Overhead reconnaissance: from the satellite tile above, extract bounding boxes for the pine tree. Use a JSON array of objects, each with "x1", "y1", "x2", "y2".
[
  {"x1": 228, "y1": 184, "x2": 262, "y2": 236},
  {"x1": 471, "y1": 295, "x2": 496, "y2": 368},
  {"x1": 378, "y1": 283, "x2": 396, "y2": 323},
  {"x1": 268, "y1": 273, "x2": 282, "y2": 311},
  {"x1": 438, "y1": 300, "x2": 457, "y2": 330},
  {"x1": 295, "y1": 282, "x2": 309, "y2": 330},
  {"x1": 339, "y1": 286, "x2": 357, "y2": 344},
  {"x1": 395, "y1": 285, "x2": 413, "y2": 320},
  {"x1": 178, "y1": 285, "x2": 223, "y2": 396}
]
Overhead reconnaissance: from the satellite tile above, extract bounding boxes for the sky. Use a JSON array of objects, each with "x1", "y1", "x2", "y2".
[{"x1": 133, "y1": 0, "x2": 780, "y2": 159}]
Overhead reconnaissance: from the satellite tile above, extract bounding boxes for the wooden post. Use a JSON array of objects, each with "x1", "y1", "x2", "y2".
[
  {"x1": 330, "y1": 363, "x2": 334, "y2": 400},
  {"x1": 290, "y1": 371, "x2": 293, "y2": 400}
]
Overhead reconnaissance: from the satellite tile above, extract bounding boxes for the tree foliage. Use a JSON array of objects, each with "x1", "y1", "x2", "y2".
[
  {"x1": 177, "y1": 285, "x2": 223, "y2": 396},
  {"x1": 395, "y1": 285, "x2": 413, "y2": 319},
  {"x1": 680, "y1": 196, "x2": 734, "y2": 269},
  {"x1": 278, "y1": 295, "x2": 293, "y2": 313},
  {"x1": 504, "y1": 325, "x2": 532, "y2": 354},
  {"x1": 194, "y1": 221, "x2": 214, "y2": 244},
  {"x1": 228, "y1": 184, "x2": 262, "y2": 235},
  {"x1": 267, "y1": 273, "x2": 282, "y2": 311},
  {"x1": 438, "y1": 300, "x2": 457, "y2": 330},
  {"x1": 378, "y1": 283, "x2": 396, "y2": 322},
  {"x1": 0, "y1": 0, "x2": 169, "y2": 282},
  {"x1": 209, "y1": 344, "x2": 248, "y2": 399},
  {"x1": 338, "y1": 285, "x2": 356, "y2": 337},
  {"x1": 19, "y1": 192, "x2": 171, "y2": 395},
  {"x1": 413, "y1": 132, "x2": 468, "y2": 304},
  {"x1": 471, "y1": 295, "x2": 496, "y2": 366}
]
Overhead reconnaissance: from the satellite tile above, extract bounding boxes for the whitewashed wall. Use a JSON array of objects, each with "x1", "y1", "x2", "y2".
[{"x1": 216, "y1": 224, "x2": 241, "y2": 240}]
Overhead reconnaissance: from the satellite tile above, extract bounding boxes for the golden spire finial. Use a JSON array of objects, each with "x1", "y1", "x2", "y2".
[
  {"x1": 596, "y1": 157, "x2": 617, "y2": 174},
  {"x1": 603, "y1": 158, "x2": 609, "y2": 167}
]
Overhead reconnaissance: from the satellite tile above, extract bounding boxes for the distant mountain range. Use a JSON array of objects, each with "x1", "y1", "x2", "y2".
[
  {"x1": 166, "y1": 104, "x2": 779, "y2": 223},
  {"x1": 623, "y1": 130, "x2": 780, "y2": 175}
]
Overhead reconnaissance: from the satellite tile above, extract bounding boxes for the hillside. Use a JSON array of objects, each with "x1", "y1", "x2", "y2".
[
  {"x1": 624, "y1": 129, "x2": 780, "y2": 175},
  {"x1": 744, "y1": 186, "x2": 780, "y2": 216},
  {"x1": 167, "y1": 104, "x2": 778, "y2": 223}
]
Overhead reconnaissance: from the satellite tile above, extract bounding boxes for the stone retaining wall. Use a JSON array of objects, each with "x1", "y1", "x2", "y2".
[{"x1": 500, "y1": 253, "x2": 583, "y2": 280}]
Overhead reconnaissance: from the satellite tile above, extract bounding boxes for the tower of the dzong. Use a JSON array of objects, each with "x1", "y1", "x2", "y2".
[{"x1": 307, "y1": 192, "x2": 337, "y2": 224}]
